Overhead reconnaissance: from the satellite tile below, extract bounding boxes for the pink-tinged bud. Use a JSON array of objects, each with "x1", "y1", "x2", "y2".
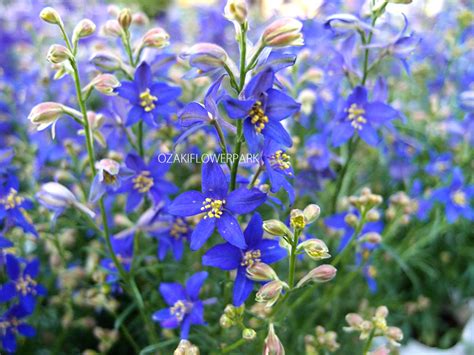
[
  {"x1": 39, "y1": 7, "x2": 62, "y2": 26},
  {"x1": 118, "y1": 8, "x2": 132, "y2": 30},
  {"x1": 345, "y1": 313, "x2": 364, "y2": 329},
  {"x1": 47, "y1": 44, "x2": 73, "y2": 64},
  {"x1": 246, "y1": 262, "x2": 278, "y2": 281},
  {"x1": 72, "y1": 19, "x2": 96, "y2": 43},
  {"x1": 141, "y1": 28, "x2": 170, "y2": 49},
  {"x1": 28, "y1": 102, "x2": 65, "y2": 138},
  {"x1": 386, "y1": 326, "x2": 403, "y2": 344},
  {"x1": 263, "y1": 219, "x2": 292, "y2": 237},
  {"x1": 132, "y1": 12, "x2": 149, "y2": 26},
  {"x1": 369, "y1": 346, "x2": 390, "y2": 355},
  {"x1": 90, "y1": 52, "x2": 122, "y2": 71},
  {"x1": 88, "y1": 74, "x2": 121, "y2": 96},
  {"x1": 102, "y1": 20, "x2": 122, "y2": 37},
  {"x1": 296, "y1": 264, "x2": 336, "y2": 288},
  {"x1": 262, "y1": 18, "x2": 304, "y2": 48},
  {"x1": 174, "y1": 339, "x2": 200, "y2": 355},
  {"x1": 182, "y1": 43, "x2": 229, "y2": 73},
  {"x1": 224, "y1": 0, "x2": 248, "y2": 25},
  {"x1": 375, "y1": 306, "x2": 389, "y2": 319},
  {"x1": 107, "y1": 5, "x2": 120, "y2": 17},
  {"x1": 298, "y1": 239, "x2": 331, "y2": 260},
  {"x1": 303, "y1": 204, "x2": 321, "y2": 224},
  {"x1": 256, "y1": 280, "x2": 286, "y2": 308},
  {"x1": 360, "y1": 232, "x2": 382, "y2": 244},
  {"x1": 263, "y1": 324, "x2": 285, "y2": 355}
]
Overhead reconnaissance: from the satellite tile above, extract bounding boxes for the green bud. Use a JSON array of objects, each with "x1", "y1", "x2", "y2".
[
  {"x1": 263, "y1": 219, "x2": 292, "y2": 237},
  {"x1": 242, "y1": 328, "x2": 256, "y2": 341}
]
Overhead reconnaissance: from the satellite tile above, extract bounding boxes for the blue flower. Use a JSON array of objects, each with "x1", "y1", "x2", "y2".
[
  {"x1": 222, "y1": 68, "x2": 300, "y2": 153},
  {"x1": 152, "y1": 272, "x2": 208, "y2": 339},
  {"x1": 151, "y1": 215, "x2": 192, "y2": 262},
  {"x1": 305, "y1": 133, "x2": 333, "y2": 172},
  {"x1": 262, "y1": 139, "x2": 295, "y2": 204},
  {"x1": 116, "y1": 62, "x2": 181, "y2": 127},
  {"x1": 120, "y1": 153, "x2": 177, "y2": 212},
  {"x1": 431, "y1": 168, "x2": 474, "y2": 223},
  {"x1": 168, "y1": 162, "x2": 267, "y2": 250},
  {"x1": 0, "y1": 188, "x2": 37, "y2": 237},
  {"x1": 100, "y1": 234, "x2": 134, "y2": 293},
  {"x1": 89, "y1": 159, "x2": 133, "y2": 203},
  {"x1": 0, "y1": 304, "x2": 36, "y2": 353},
  {"x1": 0, "y1": 255, "x2": 46, "y2": 313},
  {"x1": 425, "y1": 152, "x2": 453, "y2": 177},
  {"x1": 203, "y1": 213, "x2": 286, "y2": 306},
  {"x1": 331, "y1": 86, "x2": 399, "y2": 147}
]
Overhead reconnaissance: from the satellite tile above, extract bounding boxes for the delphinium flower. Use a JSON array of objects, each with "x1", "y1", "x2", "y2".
[
  {"x1": 431, "y1": 168, "x2": 474, "y2": 223},
  {"x1": 168, "y1": 162, "x2": 267, "y2": 250},
  {"x1": 203, "y1": 213, "x2": 286, "y2": 306},
  {"x1": 261, "y1": 139, "x2": 295, "y2": 204},
  {"x1": 152, "y1": 272, "x2": 208, "y2": 339},
  {"x1": 0, "y1": 255, "x2": 46, "y2": 312},
  {"x1": 119, "y1": 153, "x2": 177, "y2": 212},
  {"x1": 100, "y1": 234, "x2": 134, "y2": 292},
  {"x1": 150, "y1": 214, "x2": 192, "y2": 262},
  {"x1": 0, "y1": 234, "x2": 13, "y2": 266},
  {"x1": 424, "y1": 152, "x2": 453, "y2": 178},
  {"x1": 115, "y1": 61, "x2": 181, "y2": 127},
  {"x1": 0, "y1": 186, "x2": 37, "y2": 237},
  {"x1": 331, "y1": 86, "x2": 399, "y2": 147},
  {"x1": 222, "y1": 68, "x2": 300, "y2": 153},
  {"x1": 0, "y1": 304, "x2": 36, "y2": 353},
  {"x1": 89, "y1": 158, "x2": 133, "y2": 203}
]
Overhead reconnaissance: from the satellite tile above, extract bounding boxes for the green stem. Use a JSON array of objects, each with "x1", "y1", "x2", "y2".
[
  {"x1": 137, "y1": 120, "x2": 145, "y2": 157},
  {"x1": 288, "y1": 229, "x2": 300, "y2": 289},
  {"x1": 222, "y1": 338, "x2": 247, "y2": 354},
  {"x1": 248, "y1": 165, "x2": 264, "y2": 188},
  {"x1": 332, "y1": 209, "x2": 367, "y2": 268},
  {"x1": 362, "y1": 329, "x2": 376, "y2": 355}
]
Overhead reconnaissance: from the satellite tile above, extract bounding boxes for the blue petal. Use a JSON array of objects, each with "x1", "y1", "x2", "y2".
[
  {"x1": 134, "y1": 62, "x2": 152, "y2": 92},
  {"x1": 125, "y1": 153, "x2": 147, "y2": 172},
  {"x1": 24, "y1": 259, "x2": 39, "y2": 278},
  {"x1": 152, "y1": 308, "x2": 172, "y2": 321},
  {"x1": 331, "y1": 123, "x2": 353, "y2": 147},
  {"x1": 202, "y1": 243, "x2": 242, "y2": 270},
  {"x1": 347, "y1": 86, "x2": 368, "y2": 105},
  {"x1": 222, "y1": 96, "x2": 254, "y2": 119},
  {"x1": 185, "y1": 271, "x2": 208, "y2": 301},
  {"x1": 159, "y1": 283, "x2": 187, "y2": 306},
  {"x1": 0, "y1": 282, "x2": 16, "y2": 302},
  {"x1": 243, "y1": 213, "x2": 263, "y2": 248},
  {"x1": 88, "y1": 174, "x2": 106, "y2": 203},
  {"x1": 18, "y1": 324, "x2": 36, "y2": 337},
  {"x1": 243, "y1": 118, "x2": 261, "y2": 153},
  {"x1": 116, "y1": 81, "x2": 138, "y2": 103},
  {"x1": 233, "y1": 267, "x2": 254, "y2": 306},
  {"x1": 202, "y1": 162, "x2": 228, "y2": 198},
  {"x1": 188, "y1": 300, "x2": 205, "y2": 325},
  {"x1": 226, "y1": 188, "x2": 267, "y2": 214},
  {"x1": 6, "y1": 254, "x2": 20, "y2": 280},
  {"x1": 216, "y1": 212, "x2": 246, "y2": 249},
  {"x1": 179, "y1": 103, "x2": 209, "y2": 127},
  {"x1": 262, "y1": 121, "x2": 292, "y2": 147},
  {"x1": 190, "y1": 218, "x2": 215, "y2": 250},
  {"x1": 151, "y1": 83, "x2": 182, "y2": 105},
  {"x1": 20, "y1": 294, "x2": 36, "y2": 313},
  {"x1": 364, "y1": 102, "x2": 398, "y2": 125},
  {"x1": 359, "y1": 124, "x2": 380, "y2": 146},
  {"x1": 244, "y1": 68, "x2": 274, "y2": 98},
  {"x1": 168, "y1": 191, "x2": 205, "y2": 216},
  {"x1": 258, "y1": 240, "x2": 287, "y2": 264},
  {"x1": 265, "y1": 89, "x2": 300, "y2": 120},
  {"x1": 126, "y1": 105, "x2": 144, "y2": 126}
]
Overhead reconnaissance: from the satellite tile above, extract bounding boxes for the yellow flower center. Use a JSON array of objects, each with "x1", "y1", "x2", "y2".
[
  {"x1": 451, "y1": 190, "x2": 466, "y2": 207},
  {"x1": 16, "y1": 275, "x2": 37, "y2": 296},
  {"x1": 170, "y1": 218, "x2": 189, "y2": 239},
  {"x1": 140, "y1": 88, "x2": 158, "y2": 112},
  {"x1": 368, "y1": 265, "x2": 377, "y2": 278},
  {"x1": 1, "y1": 189, "x2": 24, "y2": 210},
  {"x1": 435, "y1": 162, "x2": 447, "y2": 172},
  {"x1": 133, "y1": 171, "x2": 154, "y2": 193},
  {"x1": 171, "y1": 300, "x2": 190, "y2": 322},
  {"x1": 201, "y1": 198, "x2": 225, "y2": 219},
  {"x1": 346, "y1": 103, "x2": 367, "y2": 130},
  {"x1": 241, "y1": 249, "x2": 262, "y2": 267},
  {"x1": 270, "y1": 150, "x2": 292, "y2": 174},
  {"x1": 249, "y1": 101, "x2": 269, "y2": 133}
]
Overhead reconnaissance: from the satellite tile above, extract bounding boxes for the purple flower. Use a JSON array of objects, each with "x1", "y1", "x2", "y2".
[
  {"x1": 89, "y1": 159, "x2": 133, "y2": 203},
  {"x1": 151, "y1": 215, "x2": 192, "y2": 261},
  {"x1": 0, "y1": 304, "x2": 36, "y2": 353},
  {"x1": 203, "y1": 213, "x2": 286, "y2": 306},
  {"x1": 0, "y1": 255, "x2": 46, "y2": 313},
  {"x1": 222, "y1": 68, "x2": 300, "y2": 153},
  {"x1": 0, "y1": 187, "x2": 37, "y2": 237},
  {"x1": 116, "y1": 62, "x2": 181, "y2": 127},
  {"x1": 152, "y1": 272, "x2": 208, "y2": 339},
  {"x1": 431, "y1": 168, "x2": 474, "y2": 223},
  {"x1": 168, "y1": 162, "x2": 267, "y2": 250},
  {"x1": 331, "y1": 86, "x2": 399, "y2": 147},
  {"x1": 120, "y1": 153, "x2": 177, "y2": 212},
  {"x1": 425, "y1": 152, "x2": 453, "y2": 177}
]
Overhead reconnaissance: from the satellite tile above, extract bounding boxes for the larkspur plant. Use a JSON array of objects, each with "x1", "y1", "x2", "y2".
[{"x1": 0, "y1": 0, "x2": 473, "y2": 354}]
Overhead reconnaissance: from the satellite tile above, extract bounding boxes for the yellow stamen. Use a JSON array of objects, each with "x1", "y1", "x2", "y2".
[
  {"x1": 0, "y1": 189, "x2": 24, "y2": 210},
  {"x1": 200, "y1": 198, "x2": 225, "y2": 219},
  {"x1": 346, "y1": 103, "x2": 367, "y2": 130},
  {"x1": 133, "y1": 171, "x2": 154, "y2": 193},
  {"x1": 241, "y1": 249, "x2": 262, "y2": 267},
  {"x1": 139, "y1": 88, "x2": 158, "y2": 112},
  {"x1": 248, "y1": 101, "x2": 269, "y2": 133},
  {"x1": 451, "y1": 190, "x2": 467, "y2": 207}
]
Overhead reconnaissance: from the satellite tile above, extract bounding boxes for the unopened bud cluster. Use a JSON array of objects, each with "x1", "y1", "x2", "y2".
[
  {"x1": 304, "y1": 325, "x2": 340, "y2": 354},
  {"x1": 386, "y1": 191, "x2": 418, "y2": 224},
  {"x1": 344, "y1": 306, "x2": 404, "y2": 348},
  {"x1": 174, "y1": 339, "x2": 200, "y2": 355}
]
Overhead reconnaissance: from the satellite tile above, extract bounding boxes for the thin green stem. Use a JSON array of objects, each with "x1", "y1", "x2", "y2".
[
  {"x1": 248, "y1": 165, "x2": 264, "y2": 188},
  {"x1": 362, "y1": 329, "x2": 376, "y2": 355},
  {"x1": 222, "y1": 338, "x2": 247, "y2": 354}
]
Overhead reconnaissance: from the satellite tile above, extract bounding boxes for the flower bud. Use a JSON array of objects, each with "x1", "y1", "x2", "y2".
[
  {"x1": 242, "y1": 328, "x2": 256, "y2": 340},
  {"x1": 324, "y1": 14, "x2": 375, "y2": 34},
  {"x1": 224, "y1": 0, "x2": 248, "y2": 25},
  {"x1": 40, "y1": 7, "x2": 62, "y2": 26},
  {"x1": 298, "y1": 239, "x2": 331, "y2": 260},
  {"x1": 220, "y1": 314, "x2": 232, "y2": 328},
  {"x1": 262, "y1": 18, "x2": 304, "y2": 48},
  {"x1": 386, "y1": 326, "x2": 403, "y2": 343},
  {"x1": 102, "y1": 20, "x2": 122, "y2": 37},
  {"x1": 72, "y1": 19, "x2": 96, "y2": 43},
  {"x1": 344, "y1": 213, "x2": 358, "y2": 227},
  {"x1": 132, "y1": 12, "x2": 149, "y2": 26},
  {"x1": 88, "y1": 74, "x2": 121, "y2": 96},
  {"x1": 90, "y1": 52, "x2": 122, "y2": 72},
  {"x1": 263, "y1": 324, "x2": 285, "y2": 355},
  {"x1": 182, "y1": 43, "x2": 229, "y2": 73},
  {"x1": 345, "y1": 313, "x2": 364, "y2": 329},
  {"x1": 28, "y1": 102, "x2": 66, "y2": 138},
  {"x1": 174, "y1": 339, "x2": 200, "y2": 355},
  {"x1": 366, "y1": 210, "x2": 380, "y2": 222},
  {"x1": 47, "y1": 44, "x2": 73, "y2": 64},
  {"x1": 141, "y1": 28, "x2": 170, "y2": 49},
  {"x1": 246, "y1": 262, "x2": 278, "y2": 281},
  {"x1": 303, "y1": 204, "x2": 321, "y2": 225},
  {"x1": 118, "y1": 8, "x2": 132, "y2": 30},
  {"x1": 296, "y1": 265, "x2": 336, "y2": 288},
  {"x1": 256, "y1": 280, "x2": 286, "y2": 308},
  {"x1": 375, "y1": 306, "x2": 389, "y2": 319},
  {"x1": 360, "y1": 232, "x2": 382, "y2": 244},
  {"x1": 263, "y1": 219, "x2": 292, "y2": 237},
  {"x1": 290, "y1": 209, "x2": 306, "y2": 229}
]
